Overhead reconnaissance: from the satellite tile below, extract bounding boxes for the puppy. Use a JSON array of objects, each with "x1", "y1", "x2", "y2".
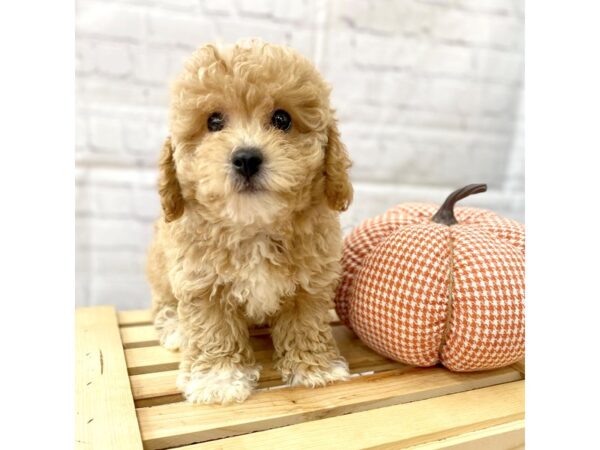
[{"x1": 146, "y1": 39, "x2": 353, "y2": 404}]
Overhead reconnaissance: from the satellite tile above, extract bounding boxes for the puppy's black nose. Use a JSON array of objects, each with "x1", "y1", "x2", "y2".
[{"x1": 232, "y1": 147, "x2": 263, "y2": 179}]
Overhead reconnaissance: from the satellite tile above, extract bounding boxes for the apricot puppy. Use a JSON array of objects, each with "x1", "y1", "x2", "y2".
[{"x1": 146, "y1": 39, "x2": 353, "y2": 404}]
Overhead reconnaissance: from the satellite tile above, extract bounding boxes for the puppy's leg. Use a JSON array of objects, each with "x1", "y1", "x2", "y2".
[
  {"x1": 148, "y1": 238, "x2": 182, "y2": 351},
  {"x1": 177, "y1": 298, "x2": 259, "y2": 404},
  {"x1": 271, "y1": 289, "x2": 350, "y2": 387},
  {"x1": 151, "y1": 290, "x2": 182, "y2": 351}
]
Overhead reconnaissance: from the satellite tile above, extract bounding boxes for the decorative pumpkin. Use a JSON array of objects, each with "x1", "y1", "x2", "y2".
[{"x1": 335, "y1": 184, "x2": 525, "y2": 372}]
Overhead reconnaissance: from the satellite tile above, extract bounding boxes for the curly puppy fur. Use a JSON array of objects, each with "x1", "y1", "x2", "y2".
[{"x1": 146, "y1": 39, "x2": 353, "y2": 404}]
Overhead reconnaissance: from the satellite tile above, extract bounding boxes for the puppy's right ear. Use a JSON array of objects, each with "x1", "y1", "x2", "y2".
[{"x1": 158, "y1": 137, "x2": 184, "y2": 222}]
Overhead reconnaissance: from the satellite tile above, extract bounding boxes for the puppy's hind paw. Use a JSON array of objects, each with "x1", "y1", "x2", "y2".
[
  {"x1": 288, "y1": 359, "x2": 350, "y2": 388},
  {"x1": 183, "y1": 365, "x2": 260, "y2": 405}
]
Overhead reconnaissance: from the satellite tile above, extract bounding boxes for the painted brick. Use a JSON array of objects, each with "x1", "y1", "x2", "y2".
[
  {"x1": 87, "y1": 218, "x2": 147, "y2": 250},
  {"x1": 76, "y1": 116, "x2": 88, "y2": 149},
  {"x1": 454, "y1": 0, "x2": 522, "y2": 17},
  {"x1": 77, "y1": 77, "x2": 151, "y2": 107},
  {"x1": 89, "y1": 185, "x2": 135, "y2": 217},
  {"x1": 431, "y1": 9, "x2": 522, "y2": 51},
  {"x1": 354, "y1": 35, "x2": 474, "y2": 79},
  {"x1": 92, "y1": 249, "x2": 146, "y2": 275},
  {"x1": 238, "y1": 0, "x2": 274, "y2": 18},
  {"x1": 203, "y1": 0, "x2": 236, "y2": 15},
  {"x1": 153, "y1": 0, "x2": 201, "y2": 11},
  {"x1": 133, "y1": 46, "x2": 189, "y2": 84},
  {"x1": 273, "y1": 1, "x2": 312, "y2": 23},
  {"x1": 89, "y1": 274, "x2": 152, "y2": 309},
  {"x1": 286, "y1": 28, "x2": 317, "y2": 59},
  {"x1": 473, "y1": 48, "x2": 523, "y2": 84},
  {"x1": 93, "y1": 41, "x2": 135, "y2": 77},
  {"x1": 123, "y1": 117, "x2": 168, "y2": 155},
  {"x1": 133, "y1": 186, "x2": 161, "y2": 220},
  {"x1": 214, "y1": 20, "x2": 289, "y2": 46},
  {"x1": 147, "y1": 11, "x2": 216, "y2": 47},
  {"x1": 343, "y1": 126, "x2": 512, "y2": 187},
  {"x1": 89, "y1": 115, "x2": 124, "y2": 153},
  {"x1": 76, "y1": 2, "x2": 144, "y2": 41},
  {"x1": 76, "y1": 38, "x2": 95, "y2": 75}
]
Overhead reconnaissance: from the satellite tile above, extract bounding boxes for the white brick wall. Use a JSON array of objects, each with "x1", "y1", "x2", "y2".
[{"x1": 76, "y1": 0, "x2": 524, "y2": 309}]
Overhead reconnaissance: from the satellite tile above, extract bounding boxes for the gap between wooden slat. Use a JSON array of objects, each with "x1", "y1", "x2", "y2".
[
  {"x1": 124, "y1": 325, "x2": 379, "y2": 375},
  {"x1": 133, "y1": 361, "x2": 408, "y2": 408},
  {"x1": 128, "y1": 337, "x2": 405, "y2": 403},
  {"x1": 178, "y1": 381, "x2": 524, "y2": 450},
  {"x1": 118, "y1": 309, "x2": 340, "y2": 345},
  {"x1": 136, "y1": 367, "x2": 523, "y2": 449}
]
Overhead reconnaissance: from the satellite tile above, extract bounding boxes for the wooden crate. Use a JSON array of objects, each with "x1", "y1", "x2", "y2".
[{"x1": 76, "y1": 306, "x2": 525, "y2": 449}]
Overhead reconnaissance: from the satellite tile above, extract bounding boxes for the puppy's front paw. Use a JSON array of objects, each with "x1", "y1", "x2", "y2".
[
  {"x1": 175, "y1": 370, "x2": 190, "y2": 392},
  {"x1": 182, "y1": 365, "x2": 260, "y2": 404},
  {"x1": 161, "y1": 327, "x2": 182, "y2": 351},
  {"x1": 288, "y1": 359, "x2": 350, "y2": 388}
]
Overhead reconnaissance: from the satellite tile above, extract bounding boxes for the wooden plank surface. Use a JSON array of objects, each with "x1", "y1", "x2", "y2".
[
  {"x1": 405, "y1": 420, "x2": 525, "y2": 450},
  {"x1": 127, "y1": 325, "x2": 406, "y2": 405},
  {"x1": 119, "y1": 310, "x2": 341, "y2": 348},
  {"x1": 180, "y1": 381, "x2": 524, "y2": 450},
  {"x1": 124, "y1": 325, "x2": 399, "y2": 376},
  {"x1": 120, "y1": 325, "x2": 157, "y2": 348},
  {"x1": 511, "y1": 359, "x2": 525, "y2": 376},
  {"x1": 117, "y1": 308, "x2": 339, "y2": 328},
  {"x1": 136, "y1": 366, "x2": 523, "y2": 449},
  {"x1": 131, "y1": 360, "x2": 407, "y2": 407},
  {"x1": 117, "y1": 309, "x2": 152, "y2": 326},
  {"x1": 120, "y1": 324, "x2": 274, "y2": 349},
  {"x1": 76, "y1": 306, "x2": 143, "y2": 450}
]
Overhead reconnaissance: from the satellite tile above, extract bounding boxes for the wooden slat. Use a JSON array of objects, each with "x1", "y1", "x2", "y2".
[
  {"x1": 125, "y1": 325, "x2": 394, "y2": 375},
  {"x1": 119, "y1": 309, "x2": 341, "y2": 348},
  {"x1": 404, "y1": 420, "x2": 525, "y2": 450},
  {"x1": 120, "y1": 325, "x2": 157, "y2": 348},
  {"x1": 117, "y1": 309, "x2": 152, "y2": 326},
  {"x1": 179, "y1": 381, "x2": 524, "y2": 450},
  {"x1": 120, "y1": 324, "x2": 274, "y2": 349},
  {"x1": 132, "y1": 360, "x2": 407, "y2": 408},
  {"x1": 121, "y1": 325, "x2": 277, "y2": 350},
  {"x1": 125, "y1": 345, "x2": 180, "y2": 374},
  {"x1": 511, "y1": 359, "x2": 525, "y2": 376},
  {"x1": 136, "y1": 366, "x2": 523, "y2": 449},
  {"x1": 129, "y1": 341, "x2": 405, "y2": 403},
  {"x1": 76, "y1": 306, "x2": 143, "y2": 450}
]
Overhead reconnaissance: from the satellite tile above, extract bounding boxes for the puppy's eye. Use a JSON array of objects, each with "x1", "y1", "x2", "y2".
[
  {"x1": 271, "y1": 109, "x2": 292, "y2": 132},
  {"x1": 207, "y1": 112, "x2": 225, "y2": 132}
]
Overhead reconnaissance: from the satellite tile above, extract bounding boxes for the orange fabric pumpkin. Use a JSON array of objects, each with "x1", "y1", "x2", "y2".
[{"x1": 335, "y1": 184, "x2": 525, "y2": 372}]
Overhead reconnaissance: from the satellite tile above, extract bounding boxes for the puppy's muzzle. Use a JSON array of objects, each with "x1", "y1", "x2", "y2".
[{"x1": 232, "y1": 147, "x2": 263, "y2": 179}]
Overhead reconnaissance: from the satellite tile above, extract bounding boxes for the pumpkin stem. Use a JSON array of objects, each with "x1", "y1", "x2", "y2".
[{"x1": 431, "y1": 184, "x2": 487, "y2": 225}]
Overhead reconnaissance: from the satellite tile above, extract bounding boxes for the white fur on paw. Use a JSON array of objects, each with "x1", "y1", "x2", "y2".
[
  {"x1": 162, "y1": 328, "x2": 182, "y2": 351},
  {"x1": 176, "y1": 371, "x2": 190, "y2": 391},
  {"x1": 184, "y1": 366, "x2": 260, "y2": 405},
  {"x1": 289, "y1": 359, "x2": 350, "y2": 388}
]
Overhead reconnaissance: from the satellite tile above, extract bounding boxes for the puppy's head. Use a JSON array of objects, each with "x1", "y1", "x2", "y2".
[{"x1": 158, "y1": 40, "x2": 352, "y2": 226}]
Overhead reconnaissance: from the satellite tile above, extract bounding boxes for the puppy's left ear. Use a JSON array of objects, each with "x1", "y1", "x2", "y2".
[
  {"x1": 324, "y1": 117, "x2": 353, "y2": 211},
  {"x1": 158, "y1": 136, "x2": 185, "y2": 222}
]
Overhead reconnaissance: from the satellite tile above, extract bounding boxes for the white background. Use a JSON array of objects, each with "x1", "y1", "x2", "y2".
[{"x1": 75, "y1": 0, "x2": 524, "y2": 309}]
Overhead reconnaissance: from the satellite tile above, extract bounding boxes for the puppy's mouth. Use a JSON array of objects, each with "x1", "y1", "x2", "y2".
[{"x1": 232, "y1": 174, "x2": 265, "y2": 193}]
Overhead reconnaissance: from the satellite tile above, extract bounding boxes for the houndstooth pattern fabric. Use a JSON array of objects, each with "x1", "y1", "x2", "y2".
[{"x1": 335, "y1": 203, "x2": 525, "y2": 372}]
